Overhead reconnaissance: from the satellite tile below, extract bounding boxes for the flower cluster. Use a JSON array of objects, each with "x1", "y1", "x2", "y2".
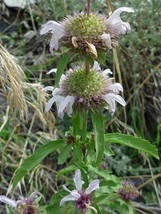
[
  {"x1": 0, "y1": 192, "x2": 39, "y2": 214},
  {"x1": 40, "y1": 7, "x2": 134, "y2": 57},
  {"x1": 60, "y1": 169, "x2": 100, "y2": 213},
  {"x1": 43, "y1": 62, "x2": 126, "y2": 118},
  {"x1": 118, "y1": 181, "x2": 140, "y2": 201}
]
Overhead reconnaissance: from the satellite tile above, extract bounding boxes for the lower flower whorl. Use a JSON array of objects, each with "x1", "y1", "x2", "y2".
[{"x1": 61, "y1": 68, "x2": 107, "y2": 110}]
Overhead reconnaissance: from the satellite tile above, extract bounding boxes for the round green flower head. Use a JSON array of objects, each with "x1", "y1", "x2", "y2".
[
  {"x1": 40, "y1": 7, "x2": 134, "y2": 58},
  {"x1": 43, "y1": 62, "x2": 126, "y2": 118}
]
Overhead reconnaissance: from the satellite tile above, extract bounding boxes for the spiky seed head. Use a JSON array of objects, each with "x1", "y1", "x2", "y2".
[
  {"x1": 61, "y1": 68, "x2": 106, "y2": 110},
  {"x1": 118, "y1": 181, "x2": 140, "y2": 201}
]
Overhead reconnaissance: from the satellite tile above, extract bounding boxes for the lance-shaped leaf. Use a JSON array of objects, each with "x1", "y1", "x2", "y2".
[
  {"x1": 12, "y1": 139, "x2": 65, "y2": 189},
  {"x1": 105, "y1": 133, "x2": 159, "y2": 159},
  {"x1": 91, "y1": 111, "x2": 105, "y2": 165}
]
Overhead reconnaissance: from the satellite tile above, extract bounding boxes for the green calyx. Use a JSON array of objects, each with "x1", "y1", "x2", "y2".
[
  {"x1": 63, "y1": 69, "x2": 106, "y2": 98},
  {"x1": 67, "y1": 13, "x2": 106, "y2": 38}
]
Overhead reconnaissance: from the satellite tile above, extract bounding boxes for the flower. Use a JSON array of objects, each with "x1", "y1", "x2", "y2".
[
  {"x1": 0, "y1": 192, "x2": 39, "y2": 214},
  {"x1": 118, "y1": 181, "x2": 140, "y2": 201},
  {"x1": 43, "y1": 62, "x2": 126, "y2": 118},
  {"x1": 40, "y1": 7, "x2": 134, "y2": 57},
  {"x1": 107, "y1": 7, "x2": 135, "y2": 36},
  {"x1": 60, "y1": 169, "x2": 100, "y2": 213}
]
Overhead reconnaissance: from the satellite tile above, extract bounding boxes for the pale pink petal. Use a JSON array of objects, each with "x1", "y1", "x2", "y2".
[
  {"x1": 42, "y1": 86, "x2": 54, "y2": 92},
  {"x1": 107, "y1": 83, "x2": 123, "y2": 93},
  {"x1": 85, "y1": 179, "x2": 100, "y2": 195},
  {"x1": 62, "y1": 185, "x2": 71, "y2": 193},
  {"x1": 73, "y1": 169, "x2": 83, "y2": 192},
  {"x1": 107, "y1": 7, "x2": 134, "y2": 24},
  {"x1": 0, "y1": 196, "x2": 17, "y2": 208},
  {"x1": 100, "y1": 33, "x2": 112, "y2": 48},
  {"x1": 93, "y1": 61, "x2": 101, "y2": 71},
  {"x1": 59, "y1": 74, "x2": 67, "y2": 87},
  {"x1": 60, "y1": 194, "x2": 78, "y2": 206},
  {"x1": 102, "y1": 69, "x2": 112, "y2": 77},
  {"x1": 58, "y1": 96, "x2": 74, "y2": 118},
  {"x1": 103, "y1": 93, "x2": 126, "y2": 114},
  {"x1": 107, "y1": 7, "x2": 134, "y2": 35},
  {"x1": 40, "y1": 21, "x2": 64, "y2": 53},
  {"x1": 70, "y1": 190, "x2": 81, "y2": 198},
  {"x1": 27, "y1": 192, "x2": 37, "y2": 202},
  {"x1": 45, "y1": 95, "x2": 64, "y2": 112}
]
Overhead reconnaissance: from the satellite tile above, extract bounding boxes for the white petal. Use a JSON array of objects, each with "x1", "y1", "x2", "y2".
[
  {"x1": 45, "y1": 95, "x2": 64, "y2": 112},
  {"x1": 52, "y1": 88, "x2": 62, "y2": 96},
  {"x1": 27, "y1": 192, "x2": 37, "y2": 201},
  {"x1": 47, "y1": 68, "x2": 57, "y2": 74},
  {"x1": 42, "y1": 86, "x2": 54, "y2": 92},
  {"x1": 0, "y1": 196, "x2": 17, "y2": 208},
  {"x1": 107, "y1": 83, "x2": 123, "y2": 93},
  {"x1": 62, "y1": 185, "x2": 71, "y2": 193},
  {"x1": 107, "y1": 7, "x2": 134, "y2": 35},
  {"x1": 40, "y1": 21, "x2": 64, "y2": 53},
  {"x1": 59, "y1": 74, "x2": 67, "y2": 87},
  {"x1": 57, "y1": 96, "x2": 74, "y2": 118},
  {"x1": 85, "y1": 179, "x2": 100, "y2": 195},
  {"x1": 100, "y1": 33, "x2": 112, "y2": 48},
  {"x1": 103, "y1": 93, "x2": 126, "y2": 114},
  {"x1": 73, "y1": 169, "x2": 83, "y2": 192},
  {"x1": 102, "y1": 69, "x2": 112, "y2": 76},
  {"x1": 70, "y1": 190, "x2": 81, "y2": 198},
  {"x1": 107, "y1": 7, "x2": 135, "y2": 24},
  {"x1": 60, "y1": 194, "x2": 78, "y2": 206},
  {"x1": 93, "y1": 61, "x2": 101, "y2": 71}
]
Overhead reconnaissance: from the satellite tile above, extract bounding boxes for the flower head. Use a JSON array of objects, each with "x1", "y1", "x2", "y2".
[
  {"x1": 118, "y1": 181, "x2": 140, "y2": 201},
  {"x1": 0, "y1": 192, "x2": 39, "y2": 214},
  {"x1": 60, "y1": 169, "x2": 100, "y2": 213},
  {"x1": 43, "y1": 62, "x2": 126, "y2": 118},
  {"x1": 40, "y1": 7, "x2": 134, "y2": 57}
]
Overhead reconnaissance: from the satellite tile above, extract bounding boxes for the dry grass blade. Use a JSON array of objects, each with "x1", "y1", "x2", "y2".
[{"x1": 0, "y1": 43, "x2": 28, "y2": 119}]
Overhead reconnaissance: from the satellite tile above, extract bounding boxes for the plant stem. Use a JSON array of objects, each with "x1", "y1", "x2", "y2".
[
  {"x1": 82, "y1": 113, "x2": 88, "y2": 162},
  {"x1": 85, "y1": 61, "x2": 90, "y2": 73},
  {"x1": 87, "y1": 0, "x2": 91, "y2": 16}
]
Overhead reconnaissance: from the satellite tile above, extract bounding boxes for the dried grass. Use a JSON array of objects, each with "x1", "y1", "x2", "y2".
[{"x1": 0, "y1": 43, "x2": 28, "y2": 119}]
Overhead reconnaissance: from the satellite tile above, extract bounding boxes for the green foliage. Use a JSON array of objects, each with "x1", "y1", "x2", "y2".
[
  {"x1": 12, "y1": 140, "x2": 64, "y2": 189},
  {"x1": 91, "y1": 111, "x2": 105, "y2": 165},
  {"x1": 105, "y1": 133, "x2": 159, "y2": 159},
  {"x1": 55, "y1": 53, "x2": 70, "y2": 86}
]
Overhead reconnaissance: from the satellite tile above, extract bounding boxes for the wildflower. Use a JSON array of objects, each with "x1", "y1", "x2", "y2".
[
  {"x1": 60, "y1": 169, "x2": 100, "y2": 213},
  {"x1": 0, "y1": 192, "x2": 39, "y2": 214},
  {"x1": 40, "y1": 7, "x2": 134, "y2": 57},
  {"x1": 43, "y1": 62, "x2": 126, "y2": 118},
  {"x1": 118, "y1": 181, "x2": 140, "y2": 201},
  {"x1": 107, "y1": 7, "x2": 135, "y2": 37}
]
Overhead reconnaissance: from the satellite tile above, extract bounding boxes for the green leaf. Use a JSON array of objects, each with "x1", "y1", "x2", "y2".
[
  {"x1": 56, "y1": 165, "x2": 76, "y2": 180},
  {"x1": 55, "y1": 53, "x2": 69, "y2": 86},
  {"x1": 12, "y1": 139, "x2": 64, "y2": 189},
  {"x1": 46, "y1": 192, "x2": 63, "y2": 214},
  {"x1": 91, "y1": 111, "x2": 105, "y2": 165},
  {"x1": 58, "y1": 144, "x2": 72, "y2": 164},
  {"x1": 73, "y1": 145, "x2": 83, "y2": 164},
  {"x1": 72, "y1": 112, "x2": 83, "y2": 136},
  {"x1": 88, "y1": 165, "x2": 119, "y2": 183},
  {"x1": 105, "y1": 133, "x2": 159, "y2": 159}
]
